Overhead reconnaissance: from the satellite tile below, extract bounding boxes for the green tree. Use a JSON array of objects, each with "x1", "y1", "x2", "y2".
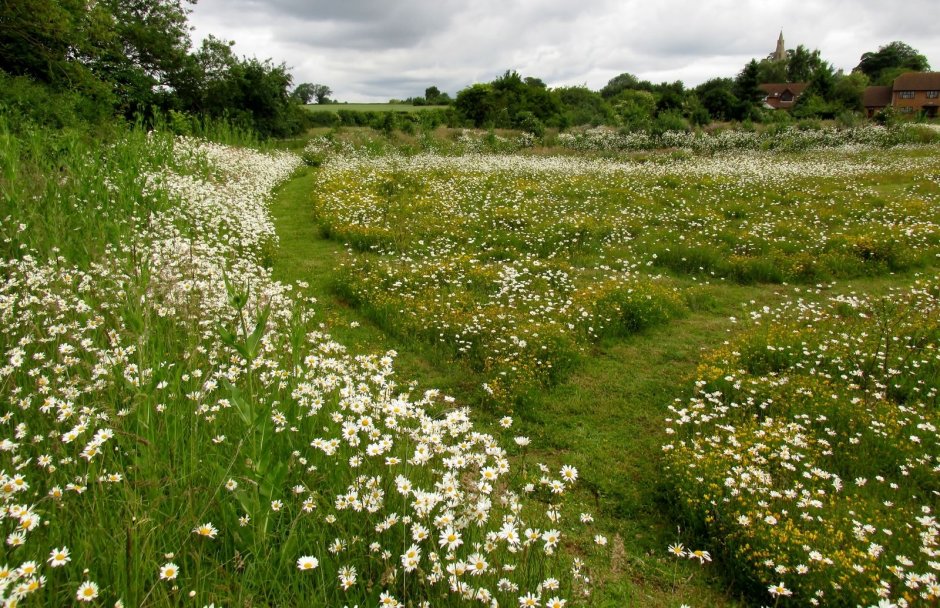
[
  {"x1": 424, "y1": 85, "x2": 451, "y2": 104},
  {"x1": 600, "y1": 72, "x2": 654, "y2": 98},
  {"x1": 292, "y1": 82, "x2": 316, "y2": 104},
  {"x1": 832, "y1": 71, "x2": 868, "y2": 112},
  {"x1": 655, "y1": 80, "x2": 685, "y2": 114},
  {"x1": 734, "y1": 60, "x2": 763, "y2": 105},
  {"x1": 793, "y1": 62, "x2": 838, "y2": 118},
  {"x1": 786, "y1": 45, "x2": 823, "y2": 82},
  {"x1": 230, "y1": 58, "x2": 300, "y2": 136},
  {"x1": 612, "y1": 89, "x2": 656, "y2": 130},
  {"x1": 424, "y1": 85, "x2": 442, "y2": 102},
  {"x1": 553, "y1": 86, "x2": 613, "y2": 126},
  {"x1": 96, "y1": 0, "x2": 195, "y2": 114},
  {"x1": 757, "y1": 58, "x2": 788, "y2": 83},
  {"x1": 0, "y1": 0, "x2": 115, "y2": 108},
  {"x1": 0, "y1": 0, "x2": 85, "y2": 82},
  {"x1": 695, "y1": 78, "x2": 738, "y2": 122},
  {"x1": 173, "y1": 35, "x2": 238, "y2": 113},
  {"x1": 310, "y1": 83, "x2": 332, "y2": 104},
  {"x1": 454, "y1": 71, "x2": 562, "y2": 128},
  {"x1": 454, "y1": 83, "x2": 495, "y2": 127},
  {"x1": 856, "y1": 41, "x2": 930, "y2": 85}
]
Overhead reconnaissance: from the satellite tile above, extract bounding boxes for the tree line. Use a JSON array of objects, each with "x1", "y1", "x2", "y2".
[
  {"x1": 0, "y1": 0, "x2": 327, "y2": 137},
  {"x1": 1, "y1": 0, "x2": 932, "y2": 138},
  {"x1": 436, "y1": 41, "x2": 931, "y2": 134}
]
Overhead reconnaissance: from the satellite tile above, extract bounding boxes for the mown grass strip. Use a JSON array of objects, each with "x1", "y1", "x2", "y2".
[{"x1": 270, "y1": 166, "x2": 750, "y2": 606}]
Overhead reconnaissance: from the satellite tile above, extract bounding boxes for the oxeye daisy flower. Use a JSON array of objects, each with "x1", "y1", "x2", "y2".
[
  {"x1": 48, "y1": 547, "x2": 70, "y2": 567},
  {"x1": 439, "y1": 526, "x2": 463, "y2": 551},
  {"x1": 518, "y1": 591, "x2": 540, "y2": 607},
  {"x1": 6, "y1": 532, "x2": 25, "y2": 547},
  {"x1": 378, "y1": 590, "x2": 399, "y2": 606},
  {"x1": 76, "y1": 581, "x2": 99, "y2": 602},
  {"x1": 337, "y1": 565, "x2": 356, "y2": 590},
  {"x1": 667, "y1": 543, "x2": 686, "y2": 557},
  {"x1": 467, "y1": 552, "x2": 488, "y2": 576},
  {"x1": 297, "y1": 555, "x2": 319, "y2": 570},
  {"x1": 17, "y1": 561, "x2": 38, "y2": 577},
  {"x1": 768, "y1": 581, "x2": 792, "y2": 597},
  {"x1": 193, "y1": 522, "x2": 218, "y2": 539},
  {"x1": 159, "y1": 562, "x2": 179, "y2": 580},
  {"x1": 559, "y1": 465, "x2": 578, "y2": 483}
]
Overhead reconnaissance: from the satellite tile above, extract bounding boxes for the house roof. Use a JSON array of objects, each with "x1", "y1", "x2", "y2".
[
  {"x1": 892, "y1": 72, "x2": 940, "y2": 91},
  {"x1": 862, "y1": 86, "x2": 893, "y2": 108},
  {"x1": 758, "y1": 83, "x2": 808, "y2": 97}
]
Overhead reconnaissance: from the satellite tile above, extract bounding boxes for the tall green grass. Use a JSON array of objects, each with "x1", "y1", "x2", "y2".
[{"x1": 0, "y1": 113, "x2": 587, "y2": 607}]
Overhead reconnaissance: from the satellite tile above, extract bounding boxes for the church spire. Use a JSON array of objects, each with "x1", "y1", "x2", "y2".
[{"x1": 774, "y1": 30, "x2": 786, "y2": 61}]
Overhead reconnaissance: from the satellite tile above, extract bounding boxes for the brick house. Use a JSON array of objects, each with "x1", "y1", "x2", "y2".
[
  {"x1": 890, "y1": 72, "x2": 940, "y2": 118},
  {"x1": 862, "y1": 86, "x2": 892, "y2": 118},
  {"x1": 758, "y1": 83, "x2": 808, "y2": 109}
]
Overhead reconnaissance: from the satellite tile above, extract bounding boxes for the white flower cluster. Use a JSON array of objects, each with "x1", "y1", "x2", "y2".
[{"x1": 0, "y1": 134, "x2": 588, "y2": 605}]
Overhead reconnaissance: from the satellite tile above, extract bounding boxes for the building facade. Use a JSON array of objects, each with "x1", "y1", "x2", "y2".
[
  {"x1": 889, "y1": 72, "x2": 940, "y2": 118},
  {"x1": 759, "y1": 83, "x2": 808, "y2": 110}
]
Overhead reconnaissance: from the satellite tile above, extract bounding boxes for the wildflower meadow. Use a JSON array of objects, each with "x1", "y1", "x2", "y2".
[
  {"x1": 2, "y1": 119, "x2": 939, "y2": 607},
  {"x1": 0, "y1": 121, "x2": 592, "y2": 606},
  {"x1": 308, "y1": 129, "x2": 940, "y2": 408}
]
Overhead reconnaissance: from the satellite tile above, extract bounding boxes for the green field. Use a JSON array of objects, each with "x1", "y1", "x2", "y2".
[
  {"x1": 2, "y1": 122, "x2": 939, "y2": 607},
  {"x1": 291, "y1": 127, "x2": 940, "y2": 606},
  {"x1": 304, "y1": 103, "x2": 451, "y2": 112}
]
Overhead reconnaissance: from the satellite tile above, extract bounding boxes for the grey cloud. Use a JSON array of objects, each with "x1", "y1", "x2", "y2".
[{"x1": 189, "y1": 0, "x2": 940, "y2": 102}]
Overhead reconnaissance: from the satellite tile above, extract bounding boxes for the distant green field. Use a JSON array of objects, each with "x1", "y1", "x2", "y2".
[{"x1": 304, "y1": 103, "x2": 450, "y2": 113}]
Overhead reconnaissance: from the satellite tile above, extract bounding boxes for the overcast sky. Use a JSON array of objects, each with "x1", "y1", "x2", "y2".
[{"x1": 188, "y1": 0, "x2": 940, "y2": 102}]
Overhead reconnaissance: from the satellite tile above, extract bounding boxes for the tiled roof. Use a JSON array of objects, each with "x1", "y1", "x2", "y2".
[
  {"x1": 862, "y1": 86, "x2": 892, "y2": 107},
  {"x1": 892, "y1": 72, "x2": 940, "y2": 91},
  {"x1": 758, "y1": 83, "x2": 809, "y2": 97}
]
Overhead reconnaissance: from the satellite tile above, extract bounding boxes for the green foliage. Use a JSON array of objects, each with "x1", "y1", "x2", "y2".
[
  {"x1": 291, "y1": 82, "x2": 316, "y2": 104},
  {"x1": 0, "y1": 70, "x2": 112, "y2": 128},
  {"x1": 453, "y1": 71, "x2": 563, "y2": 129},
  {"x1": 600, "y1": 72, "x2": 646, "y2": 98},
  {"x1": 856, "y1": 41, "x2": 931, "y2": 84},
  {"x1": 554, "y1": 86, "x2": 613, "y2": 126},
  {"x1": 422, "y1": 85, "x2": 451, "y2": 105},
  {"x1": 696, "y1": 78, "x2": 739, "y2": 122},
  {"x1": 1, "y1": 0, "x2": 306, "y2": 138},
  {"x1": 756, "y1": 58, "x2": 788, "y2": 83},
  {"x1": 785, "y1": 44, "x2": 824, "y2": 82},
  {"x1": 651, "y1": 109, "x2": 690, "y2": 135},
  {"x1": 733, "y1": 60, "x2": 764, "y2": 117},
  {"x1": 612, "y1": 89, "x2": 656, "y2": 130},
  {"x1": 454, "y1": 83, "x2": 494, "y2": 127},
  {"x1": 513, "y1": 110, "x2": 545, "y2": 137},
  {"x1": 310, "y1": 83, "x2": 333, "y2": 104},
  {"x1": 831, "y1": 70, "x2": 868, "y2": 112}
]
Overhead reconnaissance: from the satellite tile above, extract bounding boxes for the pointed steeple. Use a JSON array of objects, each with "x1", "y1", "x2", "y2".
[{"x1": 774, "y1": 30, "x2": 786, "y2": 61}]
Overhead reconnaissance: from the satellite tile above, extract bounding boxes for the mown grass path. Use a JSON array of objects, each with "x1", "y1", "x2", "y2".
[
  {"x1": 269, "y1": 165, "x2": 929, "y2": 606},
  {"x1": 270, "y1": 166, "x2": 749, "y2": 606}
]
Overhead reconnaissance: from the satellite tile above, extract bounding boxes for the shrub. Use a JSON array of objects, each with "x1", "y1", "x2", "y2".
[{"x1": 514, "y1": 110, "x2": 546, "y2": 138}]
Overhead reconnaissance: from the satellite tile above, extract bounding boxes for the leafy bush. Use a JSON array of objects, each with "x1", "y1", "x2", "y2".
[{"x1": 514, "y1": 110, "x2": 546, "y2": 138}]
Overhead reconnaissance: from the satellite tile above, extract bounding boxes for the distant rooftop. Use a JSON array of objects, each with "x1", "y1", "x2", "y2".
[{"x1": 893, "y1": 72, "x2": 940, "y2": 91}]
